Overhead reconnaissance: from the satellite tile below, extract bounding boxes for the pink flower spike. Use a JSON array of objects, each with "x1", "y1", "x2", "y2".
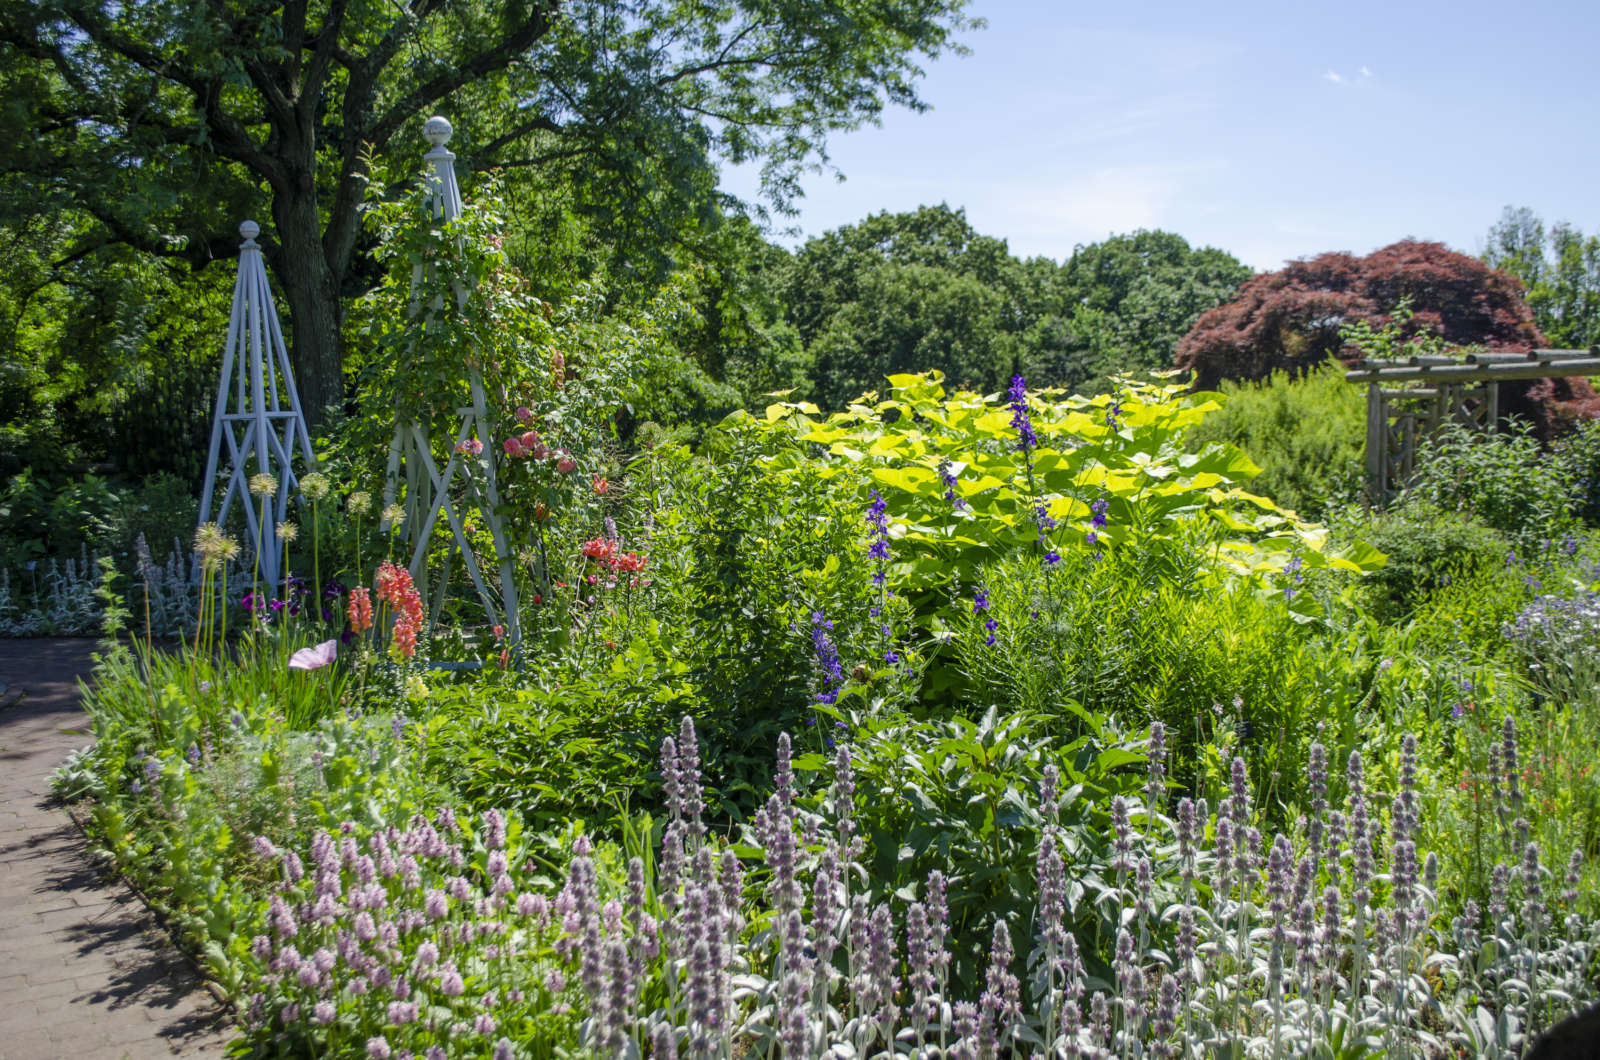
[{"x1": 289, "y1": 639, "x2": 338, "y2": 671}]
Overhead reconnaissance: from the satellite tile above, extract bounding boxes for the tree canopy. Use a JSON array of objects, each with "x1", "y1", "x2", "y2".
[
  {"x1": 0, "y1": 0, "x2": 976, "y2": 421},
  {"x1": 1484, "y1": 206, "x2": 1600, "y2": 350},
  {"x1": 777, "y1": 206, "x2": 1252, "y2": 407}
]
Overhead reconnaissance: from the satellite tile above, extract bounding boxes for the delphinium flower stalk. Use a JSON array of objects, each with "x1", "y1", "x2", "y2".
[
  {"x1": 809, "y1": 610, "x2": 845, "y2": 710},
  {"x1": 938, "y1": 457, "x2": 968, "y2": 511},
  {"x1": 972, "y1": 587, "x2": 998, "y2": 646},
  {"x1": 865, "y1": 489, "x2": 891, "y2": 591}
]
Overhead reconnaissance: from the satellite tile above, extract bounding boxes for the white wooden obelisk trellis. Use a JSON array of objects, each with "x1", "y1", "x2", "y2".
[
  {"x1": 382, "y1": 116, "x2": 520, "y2": 643},
  {"x1": 198, "y1": 220, "x2": 316, "y2": 591}
]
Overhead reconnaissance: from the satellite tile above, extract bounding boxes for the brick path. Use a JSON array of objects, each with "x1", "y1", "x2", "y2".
[{"x1": 0, "y1": 640, "x2": 234, "y2": 1059}]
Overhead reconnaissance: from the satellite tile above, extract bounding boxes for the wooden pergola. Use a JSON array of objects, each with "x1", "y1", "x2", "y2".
[{"x1": 1346, "y1": 347, "x2": 1600, "y2": 504}]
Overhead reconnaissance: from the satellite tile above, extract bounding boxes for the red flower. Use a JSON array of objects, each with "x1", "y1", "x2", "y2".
[{"x1": 592, "y1": 474, "x2": 608, "y2": 495}]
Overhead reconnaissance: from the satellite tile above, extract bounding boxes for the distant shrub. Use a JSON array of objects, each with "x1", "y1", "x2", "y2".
[
  {"x1": 1558, "y1": 417, "x2": 1600, "y2": 526},
  {"x1": 1405, "y1": 422, "x2": 1575, "y2": 544},
  {"x1": 1355, "y1": 503, "x2": 1515, "y2": 621},
  {"x1": 1187, "y1": 360, "x2": 1364, "y2": 517}
]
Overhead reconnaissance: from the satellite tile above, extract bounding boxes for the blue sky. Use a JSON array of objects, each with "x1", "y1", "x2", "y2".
[{"x1": 722, "y1": 0, "x2": 1600, "y2": 270}]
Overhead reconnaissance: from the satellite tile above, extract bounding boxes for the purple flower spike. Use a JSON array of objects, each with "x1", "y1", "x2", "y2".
[{"x1": 1007, "y1": 376, "x2": 1038, "y2": 453}]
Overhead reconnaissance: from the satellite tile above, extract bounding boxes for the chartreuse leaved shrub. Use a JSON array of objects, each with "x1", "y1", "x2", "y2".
[{"x1": 728, "y1": 371, "x2": 1382, "y2": 599}]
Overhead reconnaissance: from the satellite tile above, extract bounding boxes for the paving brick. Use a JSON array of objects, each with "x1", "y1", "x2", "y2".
[{"x1": 0, "y1": 640, "x2": 233, "y2": 1058}]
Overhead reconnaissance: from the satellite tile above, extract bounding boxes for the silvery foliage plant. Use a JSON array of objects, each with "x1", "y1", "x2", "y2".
[
  {"x1": 240, "y1": 718, "x2": 1595, "y2": 1059},
  {"x1": 587, "y1": 720, "x2": 1595, "y2": 1059},
  {"x1": 0, "y1": 537, "x2": 212, "y2": 637}
]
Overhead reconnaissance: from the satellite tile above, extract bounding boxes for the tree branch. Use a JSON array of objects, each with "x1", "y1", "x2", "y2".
[{"x1": 367, "y1": 2, "x2": 560, "y2": 149}]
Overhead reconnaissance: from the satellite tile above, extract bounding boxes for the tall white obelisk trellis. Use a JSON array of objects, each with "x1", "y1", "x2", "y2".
[
  {"x1": 198, "y1": 220, "x2": 316, "y2": 591},
  {"x1": 382, "y1": 116, "x2": 520, "y2": 643}
]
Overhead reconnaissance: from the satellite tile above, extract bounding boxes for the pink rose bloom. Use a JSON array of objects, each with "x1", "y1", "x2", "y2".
[
  {"x1": 519, "y1": 430, "x2": 539, "y2": 450},
  {"x1": 515, "y1": 405, "x2": 533, "y2": 424},
  {"x1": 502, "y1": 437, "x2": 526, "y2": 458},
  {"x1": 530, "y1": 443, "x2": 550, "y2": 460},
  {"x1": 556, "y1": 453, "x2": 576, "y2": 474}
]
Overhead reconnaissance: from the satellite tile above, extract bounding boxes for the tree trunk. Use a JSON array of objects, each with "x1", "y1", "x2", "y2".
[{"x1": 271, "y1": 183, "x2": 345, "y2": 430}]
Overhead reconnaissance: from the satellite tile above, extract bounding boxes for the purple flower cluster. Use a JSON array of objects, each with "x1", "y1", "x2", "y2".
[
  {"x1": 866, "y1": 490, "x2": 891, "y2": 586},
  {"x1": 1086, "y1": 495, "x2": 1109, "y2": 548},
  {"x1": 938, "y1": 458, "x2": 967, "y2": 511},
  {"x1": 1007, "y1": 376, "x2": 1037, "y2": 453},
  {"x1": 810, "y1": 611, "x2": 845, "y2": 704},
  {"x1": 972, "y1": 588, "x2": 998, "y2": 646}
]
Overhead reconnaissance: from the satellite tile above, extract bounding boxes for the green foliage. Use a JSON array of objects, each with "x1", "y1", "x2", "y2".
[
  {"x1": 1044, "y1": 228, "x2": 1254, "y2": 377},
  {"x1": 1405, "y1": 423, "x2": 1577, "y2": 545},
  {"x1": 1186, "y1": 361, "x2": 1367, "y2": 517},
  {"x1": 0, "y1": 470, "x2": 199, "y2": 572},
  {"x1": 946, "y1": 549, "x2": 1365, "y2": 808},
  {"x1": 1353, "y1": 503, "x2": 1517, "y2": 623},
  {"x1": 800, "y1": 706, "x2": 1143, "y2": 992},
  {"x1": 778, "y1": 209, "x2": 1252, "y2": 407},
  {"x1": 1557, "y1": 417, "x2": 1600, "y2": 526},
  {"x1": 1484, "y1": 206, "x2": 1600, "y2": 349}
]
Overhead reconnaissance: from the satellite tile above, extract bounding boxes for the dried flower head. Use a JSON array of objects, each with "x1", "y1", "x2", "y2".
[
  {"x1": 347, "y1": 490, "x2": 373, "y2": 516},
  {"x1": 276, "y1": 521, "x2": 300, "y2": 544},
  {"x1": 380, "y1": 503, "x2": 406, "y2": 530},
  {"x1": 248, "y1": 472, "x2": 279, "y2": 497},
  {"x1": 300, "y1": 471, "x2": 331, "y2": 500}
]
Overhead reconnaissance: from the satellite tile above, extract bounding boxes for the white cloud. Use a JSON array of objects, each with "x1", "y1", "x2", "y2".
[
  {"x1": 1324, "y1": 69, "x2": 1344, "y2": 84},
  {"x1": 1360, "y1": 65, "x2": 1374, "y2": 77}
]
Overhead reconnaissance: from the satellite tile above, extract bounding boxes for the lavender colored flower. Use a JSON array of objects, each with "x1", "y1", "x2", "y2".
[
  {"x1": 1145, "y1": 721, "x2": 1167, "y2": 815},
  {"x1": 1110, "y1": 796, "x2": 1134, "y2": 877},
  {"x1": 367, "y1": 1036, "x2": 392, "y2": 1059}
]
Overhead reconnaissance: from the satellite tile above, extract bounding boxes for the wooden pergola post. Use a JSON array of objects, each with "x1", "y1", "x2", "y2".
[{"x1": 1348, "y1": 348, "x2": 1600, "y2": 505}]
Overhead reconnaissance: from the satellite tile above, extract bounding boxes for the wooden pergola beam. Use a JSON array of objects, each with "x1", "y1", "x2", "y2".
[{"x1": 1346, "y1": 357, "x2": 1600, "y2": 384}]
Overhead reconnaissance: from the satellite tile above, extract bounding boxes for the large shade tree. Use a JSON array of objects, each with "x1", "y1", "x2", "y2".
[{"x1": 0, "y1": 0, "x2": 975, "y2": 423}]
